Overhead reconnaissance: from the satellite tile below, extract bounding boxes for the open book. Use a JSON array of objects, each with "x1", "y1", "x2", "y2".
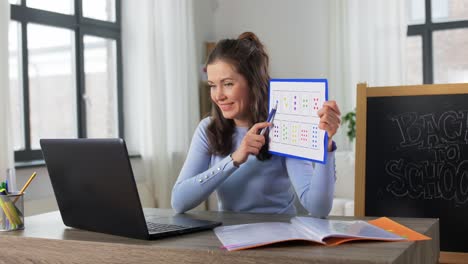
[{"x1": 214, "y1": 217, "x2": 431, "y2": 251}]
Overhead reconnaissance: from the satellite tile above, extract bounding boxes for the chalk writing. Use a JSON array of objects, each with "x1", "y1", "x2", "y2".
[{"x1": 386, "y1": 111, "x2": 468, "y2": 206}]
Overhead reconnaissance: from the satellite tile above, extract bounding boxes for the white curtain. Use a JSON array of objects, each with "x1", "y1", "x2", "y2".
[
  {"x1": 0, "y1": 1, "x2": 14, "y2": 182},
  {"x1": 328, "y1": 0, "x2": 407, "y2": 150},
  {"x1": 122, "y1": 0, "x2": 199, "y2": 208}
]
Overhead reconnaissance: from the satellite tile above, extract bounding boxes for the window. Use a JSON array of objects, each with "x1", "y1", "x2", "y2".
[
  {"x1": 9, "y1": 0, "x2": 123, "y2": 162},
  {"x1": 406, "y1": 0, "x2": 468, "y2": 84}
]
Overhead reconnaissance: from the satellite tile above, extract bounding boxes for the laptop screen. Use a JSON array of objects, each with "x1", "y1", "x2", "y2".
[{"x1": 41, "y1": 138, "x2": 150, "y2": 239}]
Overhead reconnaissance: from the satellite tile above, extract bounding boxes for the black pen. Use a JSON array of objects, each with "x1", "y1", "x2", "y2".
[{"x1": 260, "y1": 101, "x2": 278, "y2": 136}]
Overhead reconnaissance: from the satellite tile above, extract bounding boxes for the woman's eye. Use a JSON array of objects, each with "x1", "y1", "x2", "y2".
[
  {"x1": 224, "y1": 83, "x2": 234, "y2": 87},
  {"x1": 209, "y1": 85, "x2": 216, "y2": 89}
]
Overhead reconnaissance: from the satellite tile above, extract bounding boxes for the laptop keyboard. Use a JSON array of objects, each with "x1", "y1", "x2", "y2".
[{"x1": 146, "y1": 222, "x2": 188, "y2": 233}]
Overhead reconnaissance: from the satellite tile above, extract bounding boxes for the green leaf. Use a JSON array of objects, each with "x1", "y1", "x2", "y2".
[{"x1": 342, "y1": 109, "x2": 356, "y2": 142}]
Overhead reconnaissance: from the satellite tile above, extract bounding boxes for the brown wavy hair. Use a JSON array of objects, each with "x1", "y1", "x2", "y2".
[{"x1": 205, "y1": 32, "x2": 271, "y2": 161}]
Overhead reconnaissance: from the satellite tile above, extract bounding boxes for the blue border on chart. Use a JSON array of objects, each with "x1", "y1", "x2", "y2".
[{"x1": 267, "y1": 78, "x2": 328, "y2": 164}]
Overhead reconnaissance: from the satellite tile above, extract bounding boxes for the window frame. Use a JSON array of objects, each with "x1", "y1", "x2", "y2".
[
  {"x1": 10, "y1": 0, "x2": 123, "y2": 162},
  {"x1": 407, "y1": 0, "x2": 468, "y2": 84}
]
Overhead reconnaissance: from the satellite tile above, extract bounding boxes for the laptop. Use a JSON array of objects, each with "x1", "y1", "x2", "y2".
[{"x1": 40, "y1": 138, "x2": 221, "y2": 240}]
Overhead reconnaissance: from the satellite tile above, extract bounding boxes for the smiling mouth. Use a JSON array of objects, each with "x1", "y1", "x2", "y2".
[{"x1": 218, "y1": 103, "x2": 234, "y2": 111}]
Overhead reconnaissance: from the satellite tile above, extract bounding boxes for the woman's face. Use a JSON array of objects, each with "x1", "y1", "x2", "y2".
[{"x1": 207, "y1": 60, "x2": 251, "y2": 127}]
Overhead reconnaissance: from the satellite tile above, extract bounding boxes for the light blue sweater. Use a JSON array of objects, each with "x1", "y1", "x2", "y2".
[{"x1": 171, "y1": 117, "x2": 336, "y2": 216}]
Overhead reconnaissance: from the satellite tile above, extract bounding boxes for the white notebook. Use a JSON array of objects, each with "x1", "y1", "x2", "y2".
[
  {"x1": 268, "y1": 79, "x2": 328, "y2": 163},
  {"x1": 214, "y1": 216, "x2": 408, "y2": 251}
]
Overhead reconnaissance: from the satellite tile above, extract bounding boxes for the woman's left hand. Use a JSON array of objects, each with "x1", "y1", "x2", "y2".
[{"x1": 317, "y1": 100, "x2": 341, "y2": 151}]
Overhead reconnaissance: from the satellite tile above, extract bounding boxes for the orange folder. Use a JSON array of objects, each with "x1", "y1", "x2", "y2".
[
  {"x1": 323, "y1": 217, "x2": 431, "y2": 246},
  {"x1": 368, "y1": 217, "x2": 431, "y2": 241}
]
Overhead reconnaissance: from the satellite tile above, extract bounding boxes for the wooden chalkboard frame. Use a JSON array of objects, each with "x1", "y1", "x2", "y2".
[{"x1": 354, "y1": 82, "x2": 468, "y2": 263}]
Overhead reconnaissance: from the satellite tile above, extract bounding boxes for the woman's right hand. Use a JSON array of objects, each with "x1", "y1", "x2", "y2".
[{"x1": 231, "y1": 122, "x2": 271, "y2": 166}]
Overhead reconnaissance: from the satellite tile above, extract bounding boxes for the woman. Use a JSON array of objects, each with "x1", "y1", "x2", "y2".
[{"x1": 171, "y1": 32, "x2": 341, "y2": 217}]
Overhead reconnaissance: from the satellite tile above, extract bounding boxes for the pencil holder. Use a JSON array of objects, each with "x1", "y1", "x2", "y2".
[{"x1": 0, "y1": 192, "x2": 24, "y2": 231}]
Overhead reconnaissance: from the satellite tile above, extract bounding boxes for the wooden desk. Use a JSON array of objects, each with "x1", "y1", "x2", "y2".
[{"x1": 0, "y1": 209, "x2": 439, "y2": 264}]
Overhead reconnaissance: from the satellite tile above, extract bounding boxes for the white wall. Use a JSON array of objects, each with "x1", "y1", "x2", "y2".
[
  {"x1": 193, "y1": 0, "x2": 216, "y2": 66},
  {"x1": 212, "y1": 0, "x2": 329, "y2": 78}
]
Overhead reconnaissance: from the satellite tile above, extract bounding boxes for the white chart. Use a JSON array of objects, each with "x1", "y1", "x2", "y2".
[{"x1": 268, "y1": 80, "x2": 327, "y2": 163}]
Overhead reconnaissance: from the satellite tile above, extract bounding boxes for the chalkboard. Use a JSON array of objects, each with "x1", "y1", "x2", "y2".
[{"x1": 354, "y1": 83, "x2": 468, "y2": 255}]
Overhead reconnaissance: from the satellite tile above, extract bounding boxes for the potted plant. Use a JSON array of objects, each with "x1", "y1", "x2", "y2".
[{"x1": 342, "y1": 109, "x2": 356, "y2": 143}]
